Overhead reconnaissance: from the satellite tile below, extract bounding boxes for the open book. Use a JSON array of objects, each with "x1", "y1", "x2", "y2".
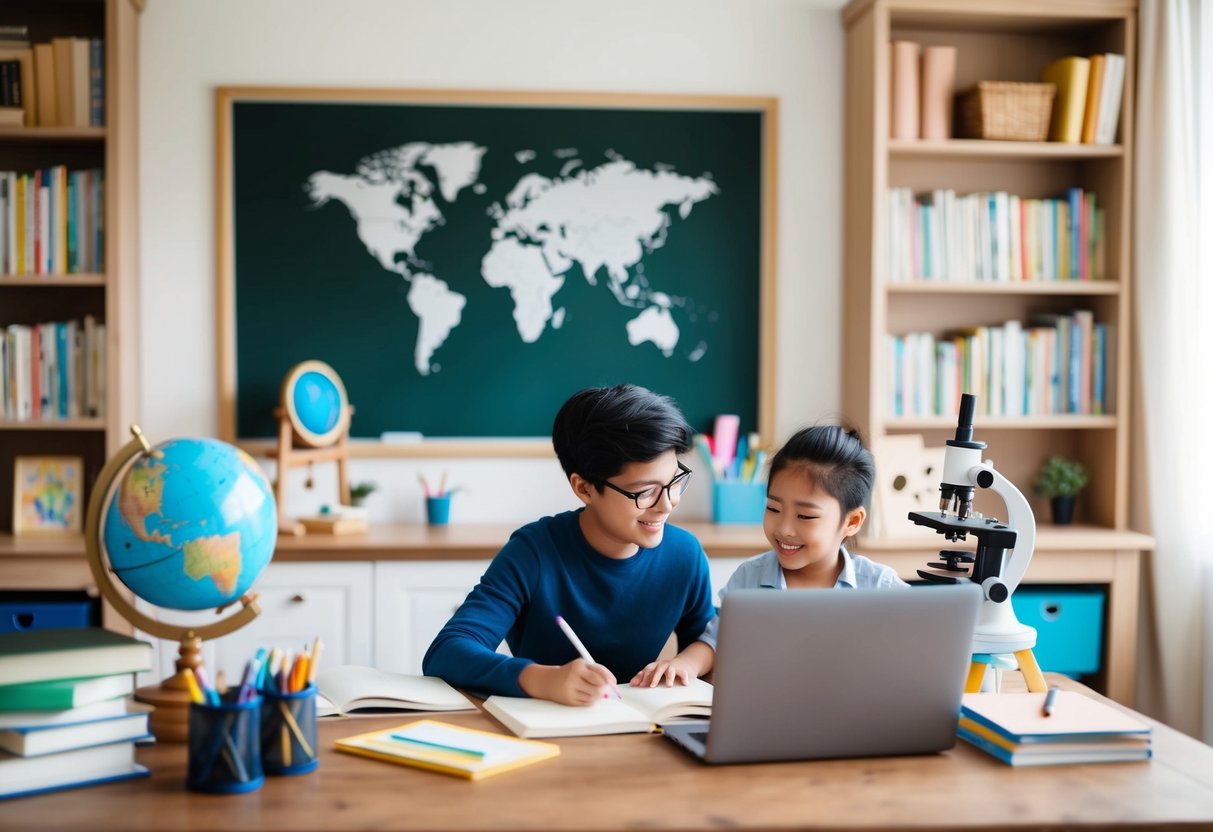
[
  {"x1": 314, "y1": 665, "x2": 475, "y2": 717},
  {"x1": 484, "y1": 678, "x2": 713, "y2": 738}
]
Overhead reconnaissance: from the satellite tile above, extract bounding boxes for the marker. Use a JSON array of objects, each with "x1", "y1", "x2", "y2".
[
  {"x1": 1042, "y1": 686, "x2": 1060, "y2": 717},
  {"x1": 555, "y1": 615, "x2": 622, "y2": 699}
]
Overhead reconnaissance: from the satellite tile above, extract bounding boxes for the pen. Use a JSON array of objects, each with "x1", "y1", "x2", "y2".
[
  {"x1": 1042, "y1": 686, "x2": 1060, "y2": 717},
  {"x1": 555, "y1": 615, "x2": 622, "y2": 699},
  {"x1": 389, "y1": 733, "x2": 486, "y2": 759}
]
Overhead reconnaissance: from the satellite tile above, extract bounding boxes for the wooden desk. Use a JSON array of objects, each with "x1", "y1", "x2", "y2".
[
  {"x1": 3, "y1": 678, "x2": 1211, "y2": 830},
  {"x1": 0, "y1": 524, "x2": 1152, "y2": 703}
]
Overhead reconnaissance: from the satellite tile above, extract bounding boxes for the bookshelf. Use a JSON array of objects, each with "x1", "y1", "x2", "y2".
[
  {"x1": 841, "y1": 0, "x2": 1149, "y2": 702},
  {"x1": 0, "y1": 0, "x2": 140, "y2": 545}
]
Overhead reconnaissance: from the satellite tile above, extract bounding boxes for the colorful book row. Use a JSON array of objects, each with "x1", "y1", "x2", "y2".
[
  {"x1": 886, "y1": 311, "x2": 1110, "y2": 419},
  {"x1": 887, "y1": 187, "x2": 1105, "y2": 285},
  {"x1": 0, "y1": 168, "x2": 104, "y2": 276},
  {"x1": 1, "y1": 317, "x2": 106, "y2": 422}
]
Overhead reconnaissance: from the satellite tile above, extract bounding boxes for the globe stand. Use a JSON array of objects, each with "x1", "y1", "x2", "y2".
[
  {"x1": 273, "y1": 360, "x2": 355, "y2": 537},
  {"x1": 84, "y1": 426, "x2": 264, "y2": 743}
]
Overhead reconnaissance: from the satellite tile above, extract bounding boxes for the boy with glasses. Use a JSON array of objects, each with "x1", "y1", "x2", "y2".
[{"x1": 422, "y1": 384, "x2": 715, "y2": 705}]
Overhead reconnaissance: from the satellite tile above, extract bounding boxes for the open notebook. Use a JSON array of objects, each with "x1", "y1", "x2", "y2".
[
  {"x1": 315, "y1": 666, "x2": 475, "y2": 716},
  {"x1": 484, "y1": 678, "x2": 712, "y2": 738}
]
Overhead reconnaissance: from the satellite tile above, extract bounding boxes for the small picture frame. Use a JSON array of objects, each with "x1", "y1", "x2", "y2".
[{"x1": 12, "y1": 456, "x2": 84, "y2": 536}]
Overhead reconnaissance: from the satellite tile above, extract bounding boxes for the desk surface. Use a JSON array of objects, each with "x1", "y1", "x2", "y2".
[{"x1": 5, "y1": 678, "x2": 1212, "y2": 831}]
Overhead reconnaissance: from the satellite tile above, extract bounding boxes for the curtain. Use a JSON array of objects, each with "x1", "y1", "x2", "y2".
[{"x1": 1134, "y1": 0, "x2": 1211, "y2": 740}]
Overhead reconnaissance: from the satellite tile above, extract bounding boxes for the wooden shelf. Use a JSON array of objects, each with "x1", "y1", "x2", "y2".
[
  {"x1": 889, "y1": 138, "x2": 1123, "y2": 160},
  {"x1": 0, "y1": 126, "x2": 106, "y2": 142},
  {"x1": 0, "y1": 274, "x2": 105, "y2": 286},
  {"x1": 888, "y1": 280, "x2": 1120, "y2": 295},
  {"x1": 886, "y1": 415, "x2": 1117, "y2": 430},
  {"x1": 0, "y1": 418, "x2": 107, "y2": 431},
  {"x1": 238, "y1": 437, "x2": 555, "y2": 459}
]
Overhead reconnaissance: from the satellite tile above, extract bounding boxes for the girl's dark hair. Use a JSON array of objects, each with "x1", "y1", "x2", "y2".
[
  {"x1": 552, "y1": 384, "x2": 692, "y2": 486},
  {"x1": 768, "y1": 425, "x2": 874, "y2": 514}
]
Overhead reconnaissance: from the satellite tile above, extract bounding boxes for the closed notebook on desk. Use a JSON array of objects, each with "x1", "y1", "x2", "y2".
[
  {"x1": 334, "y1": 719, "x2": 559, "y2": 780},
  {"x1": 485, "y1": 678, "x2": 712, "y2": 738}
]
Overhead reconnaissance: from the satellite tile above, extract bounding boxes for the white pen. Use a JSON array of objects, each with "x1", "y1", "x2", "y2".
[{"x1": 554, "y1": 615, "x2": 622, "y2": 699}]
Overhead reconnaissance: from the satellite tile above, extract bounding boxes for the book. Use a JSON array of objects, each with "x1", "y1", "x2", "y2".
[
  {"x1": 335, "y1": 718, "x2": 559, "y2": 780},
  {"x1": 958, "y1": 691, "x2": 1152, "y2": 766},
  {"x1": 0, "y1": 703, "x2": 151, "y2": 756},
  {"x1": 0, "y1": 740, "x2": 149, "y2": 800},
  {"x1": 919, "y1": 45, "x2": 956, "y2": 141},
  {"x1": 1095, "y1": 53, "x2": 1125, "y2": 144},
  {"x1": 484, "y1": 678, "x2": 713, "y2": 739},
  {"x1": 0, "y1": 696, "x2": 129, "y2": 729},
  {"x1": 1080, "y1": 53, "x2": 1106, "y2": 143},
  {"x1": 314, "y1": 665, "x2": 475, "y2": 716},
  {"x1": 1041, "y1": 56, "x2": 1090, "y2": 143},
  {"x1": 889, "y1": 40, "x2": 921, "y2": 140},
  {"x1": 0, "y1": 628, "x2": 152, "y2": 687},
  {"x1": 0, "y1": 673, "x2": 135, "y2": 711}
]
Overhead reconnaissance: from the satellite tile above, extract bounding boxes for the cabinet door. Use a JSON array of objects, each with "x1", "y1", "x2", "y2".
[
  {"x1": 374, "y1": 561, "x2": 495, "y2": 674},
  {"x1": 137, "y1": 562, "x2": 373, "y2": 684}
]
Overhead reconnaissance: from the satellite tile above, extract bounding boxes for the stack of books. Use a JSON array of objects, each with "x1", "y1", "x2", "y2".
[
  {"x1": 958, "y1": 690, "x2": 1152, "y2": 767},
  {"x1": 0, "y1": 627, "x2": 154, "y2": 799}
]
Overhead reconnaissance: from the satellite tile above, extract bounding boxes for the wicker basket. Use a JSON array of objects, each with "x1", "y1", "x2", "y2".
[{"x1": 959, "y1": 81, "x2": 1056, "y2": 141}]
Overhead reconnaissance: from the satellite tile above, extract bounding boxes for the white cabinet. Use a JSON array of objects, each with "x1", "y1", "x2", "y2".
[
  {"x1": 373, "y1": 561, "x2": 495, "y2": 674},
  {"x1": 136, "y1": 562, "x2": 373, "y2": 685}
]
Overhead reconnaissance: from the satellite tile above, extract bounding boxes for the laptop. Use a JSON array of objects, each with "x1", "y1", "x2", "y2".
[{"x1": 662, "y1": 583, "x2": 981, "y2": 764}]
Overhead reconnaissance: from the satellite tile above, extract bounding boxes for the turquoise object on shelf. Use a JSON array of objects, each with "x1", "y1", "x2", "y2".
[{"x1": 1013, "y1": 587, "x2": 1105, "y2": 678}]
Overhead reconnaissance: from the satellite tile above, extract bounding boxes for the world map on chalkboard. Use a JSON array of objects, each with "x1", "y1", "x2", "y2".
[
  {"x1": 305, "y1": 144, "x2": 717, "y2": 376},
  {"x1": 228, "y1": 96, "x2": 767, "y2": 440}
]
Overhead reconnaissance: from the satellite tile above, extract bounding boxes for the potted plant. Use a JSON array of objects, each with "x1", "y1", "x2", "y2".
[
  {"x1": 349, "y1": 481, "x2": 377, "y2": 508},
  {"x1": 1033, "y1": 456, "x2": 1089, "y2": 525}
]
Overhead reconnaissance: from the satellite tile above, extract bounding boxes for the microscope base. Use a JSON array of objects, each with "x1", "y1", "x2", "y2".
[{"x1": 965, "y1": 648, "x2": 1047, "y2": 693}]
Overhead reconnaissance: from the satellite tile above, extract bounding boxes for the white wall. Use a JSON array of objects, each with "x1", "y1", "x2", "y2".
[{"x1": 138, "y1": 0, "x2": 844, "y2": 524}]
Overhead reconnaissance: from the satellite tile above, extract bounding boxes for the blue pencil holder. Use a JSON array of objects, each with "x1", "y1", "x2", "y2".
[
  {"x1": 426, "y1": 495, "x2": 451, "y2": 525},
  {"x1": 713, "y1": 480, "x2": 766, "y2": 524},
  {"x1": 187, "y1": 694, "x2": 264, "y2": 794},
  {"x1": 260, "y1": 683, "x2": 319, "y2": 775}
]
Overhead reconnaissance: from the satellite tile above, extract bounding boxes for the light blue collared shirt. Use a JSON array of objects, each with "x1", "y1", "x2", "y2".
[{"x1": 697, "y1": 544, "x2": 908, "y2": 650}]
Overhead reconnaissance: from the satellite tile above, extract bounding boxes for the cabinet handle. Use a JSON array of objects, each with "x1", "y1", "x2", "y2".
[{"x1": 290, "y1": 594, "x2": 306, "y2": 604}]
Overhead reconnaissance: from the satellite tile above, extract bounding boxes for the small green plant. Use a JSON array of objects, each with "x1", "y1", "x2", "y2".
[
  {"x1": 349, "y1": 481, "x2": 377, "y2": 506},
  {"x1": 1033, "y1": 456, "x2": 1089, "y2": 498}
]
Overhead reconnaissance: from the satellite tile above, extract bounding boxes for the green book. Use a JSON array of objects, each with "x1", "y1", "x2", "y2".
[
  {"x1": 0, "y1": 628, "x2": 152, "y2": 689},
  {"x1": 0, "y1": 674, "x2": 136, "y2": 712}
]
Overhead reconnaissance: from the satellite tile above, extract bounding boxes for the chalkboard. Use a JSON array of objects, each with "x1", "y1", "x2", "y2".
[{"x1": 217, "y1": 89, "x2": 776, "y2": 450}]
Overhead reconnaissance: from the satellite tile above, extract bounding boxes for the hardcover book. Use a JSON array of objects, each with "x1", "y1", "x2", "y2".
[
  {"x1": 0, "y1": 629, "x2": 152, "y2": 687},
  {"x1": 484, "y1": 678, "x2": 713, "y2": 739}
]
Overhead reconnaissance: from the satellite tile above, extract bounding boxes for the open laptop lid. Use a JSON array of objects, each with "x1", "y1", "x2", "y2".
[{"x1": 690, "y1": 583, "x2": 981, "y2": 764}]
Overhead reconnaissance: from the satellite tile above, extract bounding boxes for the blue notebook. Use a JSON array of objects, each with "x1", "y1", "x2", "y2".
[{"x1": 0, "y1": 740, "x2": 149, "y2": 800}]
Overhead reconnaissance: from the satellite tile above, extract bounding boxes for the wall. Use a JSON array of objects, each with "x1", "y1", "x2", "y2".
[{"x1": 139, "y1": 0, "x2": 844, "y2": 524}]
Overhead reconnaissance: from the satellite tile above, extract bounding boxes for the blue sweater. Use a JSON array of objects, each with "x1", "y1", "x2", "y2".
[{"x1": 421, "y1": 509, "x2": 715, "y2": 698}]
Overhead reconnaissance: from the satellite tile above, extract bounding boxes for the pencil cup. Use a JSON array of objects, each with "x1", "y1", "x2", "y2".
[
  {"x1": 712, "y1": 480, "x2": 766, "y2": 524},
  {"x1": 186, "y1": 695, "x2": 264, "y2": 794},
  {"x1": 260, "y1": 683, "x2": 319, "y2": 775},
  {"x1": 426, "y1": 495, "x2": 451, "y2": 525}
]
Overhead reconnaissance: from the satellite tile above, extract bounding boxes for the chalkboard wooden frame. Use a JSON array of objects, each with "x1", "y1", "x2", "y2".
[{"x1": 216, "y1": 87, "x2": 777, "y2": 457}]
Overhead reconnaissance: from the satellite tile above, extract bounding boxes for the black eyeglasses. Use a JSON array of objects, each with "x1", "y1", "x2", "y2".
[{"x1": 601, "y1": 462, "x2": 692, "y2": 510}]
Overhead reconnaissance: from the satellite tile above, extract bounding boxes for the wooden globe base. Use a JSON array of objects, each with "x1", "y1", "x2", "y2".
[{"x1": 134, "y1": 635, "x2": 203, "y2": 743}]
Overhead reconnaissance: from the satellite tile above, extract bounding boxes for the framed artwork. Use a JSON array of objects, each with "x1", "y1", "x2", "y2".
[
  {"x1": 12, "y1": 455, "x2": 84, "y2": 536},
  {"x1": 216, "y1": 87, "x2": 777, "y2": 455}
]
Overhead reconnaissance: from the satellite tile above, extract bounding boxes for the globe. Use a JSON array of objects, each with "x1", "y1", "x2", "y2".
[
  {"x1": 292, "y1": 370, "x2": 342, "y2": 438},
  {"x1": 102, "y1": 437, "x2": 277, "y2": 612}
]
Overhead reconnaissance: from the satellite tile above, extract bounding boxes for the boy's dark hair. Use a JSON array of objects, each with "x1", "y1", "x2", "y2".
[
  {"x1": 768, "y1": 425, "x2": 874, "y2": 515},
  {"x1": 552, "y1": 384, "x2": 692, "y2": 486}
]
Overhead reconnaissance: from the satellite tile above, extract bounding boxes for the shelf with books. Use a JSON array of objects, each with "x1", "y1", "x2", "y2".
[
  {"x1": 843, "y1": 0, "x2": 1138, "y2": 537},
  {"x1": 0, "y1": 0, "x2": 139, "y2": 543}
]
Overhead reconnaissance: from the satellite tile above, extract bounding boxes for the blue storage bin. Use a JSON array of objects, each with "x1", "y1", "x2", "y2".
[
  {"x1": 1012, "y1": 586, "x2": 1105, "y2": 677},
  {"x1": 0, "y1": 593, "x2": 98, "y2": 634},
  {"x1": 713, "y1": 480, "x2": 766, "y2": 524}
]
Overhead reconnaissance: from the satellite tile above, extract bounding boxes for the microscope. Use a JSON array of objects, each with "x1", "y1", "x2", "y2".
[{"x1": 909, "y1": 393, "x2": 1047, "y2": 694}]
